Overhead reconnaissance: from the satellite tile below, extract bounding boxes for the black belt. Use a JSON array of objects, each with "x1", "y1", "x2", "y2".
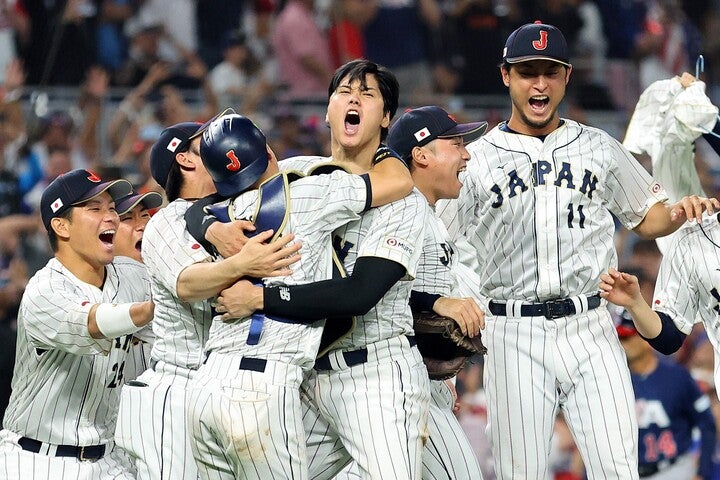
[
  {"x1": 239, "y1": 357, "x2": 267, "y2": 372},
  {"x1": 488, "y1": 294, "x2": 601, "y2": 319},
  {"x1": 638, "y1": 457, "x2": 677, "y2": 477},
  {"x1": 314, "y1": 336, "x2": 417, "y2": 371},
  {"x1": 18, "y1": 436, "x2": 106, "y2": 461}
]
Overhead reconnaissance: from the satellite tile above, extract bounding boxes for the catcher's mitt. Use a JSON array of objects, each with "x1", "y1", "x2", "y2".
[{"x1": 413, "y1": 313, "x2": 487, "y2": 380}]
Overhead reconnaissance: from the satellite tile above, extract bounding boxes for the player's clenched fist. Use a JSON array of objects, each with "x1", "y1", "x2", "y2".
[{"x1": 215, "y1": 279, "x2": 261, "y2": 321}]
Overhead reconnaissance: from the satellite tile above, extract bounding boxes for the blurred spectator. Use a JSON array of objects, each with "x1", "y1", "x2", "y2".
[
  {"x1": 618, "y1": 314, "x2": 716, "y2": 480},
  {"x1": 449, "y1": 0, "x2": 514, "y2": 96},
  {"x1": 363, "y1": 0, "x2": 442, "y2": 100},
  {"x1": 0, "y1": 0, "x2": 28, "y2": 84},
  {"x1": 16, "y1": 0, "x2": 98, "y2": 85},
  {"x1": 272, "y1": 0, "x2": 333, "y2": 100},
  {"x1": 328, "y1": 0, "x2": 370, "y2": 68},
  {"x1": 95, "y1": 0, "x2": 140, "y2": 72},
  {"x1": 268, "y1": 108, "x2": 323, "y2": 159},
  {"x1": 597, "y1": 0, "x2": 648, "y2": 111},
  {"x1": 114, "y1": 15, "x2": 165, "y2": 86},
  {"x1": 132, "y1": 0, "x2": 197, "y2": 63},
  {"x1": 638, "y1": 0, "x2": 702, "y2": 89},
  {"x1": 208, "y1": 28, "x2": 272, "y2": 115},
  {"x1": 195, "y1": 0, "x2": 245, "y2": 68}
]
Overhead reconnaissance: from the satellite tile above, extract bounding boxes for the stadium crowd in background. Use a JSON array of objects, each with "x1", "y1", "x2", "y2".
[{"x1": 2, "y1": 1, "x2": 720, "y2": 478}]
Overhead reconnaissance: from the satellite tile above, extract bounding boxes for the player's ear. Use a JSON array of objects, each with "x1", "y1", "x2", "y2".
[
  {"x1": 412, "y1": 146, "x2": 429, "y2": 167},
  {"x1": 50, "y1": 216, "x2": 70, "y2": 240},
  {"x1": 501, "y1": 65, "x2": 510, "y2": 87},
  {"x1": 381, "y1": 113, "x2": 390, "y2": 129},
  {"x1": 565, "y1": 65, "x2": 572, "y2": 85}
]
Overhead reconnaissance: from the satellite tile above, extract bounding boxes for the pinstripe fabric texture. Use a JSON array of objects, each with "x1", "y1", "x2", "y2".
[
  {"x1": 115, "y1": 199, "x2": 214, "y2": 480},
  {"x1": 186, "y1": 170, "x2": 371, "y2": 479},
  {"x1": 437, "y1": 120, "x2": 656, "y2": 479},
  {"x1": 0, "y1": 257, "x2": 148, "y2": 478},
  {"x1": 653, "y1": 217, "x2": 720, "y2": 386}
]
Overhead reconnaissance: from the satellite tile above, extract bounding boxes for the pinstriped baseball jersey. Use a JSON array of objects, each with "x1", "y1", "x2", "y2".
[
  {"x1": 204, "y1": 170, "x2": 369, "y2": 368},
  {"x1": 2, "y1": 257, "x2": 149, "y2": 445},
  {"x1": 439, "y1": 119, "x2": 668, "y2": 301},
  {"x1": 279, "y1": 155, "x2": 425, "y2": 350},
  {"x1": 413, "y1": 201, "x2": 458, "y2": 297},
  {"x1": 142, "y1": 199, "x2": 215, "y2": 370},
  {"x1": 653, "y1": 218, "x2": 720, "y2": 375}
]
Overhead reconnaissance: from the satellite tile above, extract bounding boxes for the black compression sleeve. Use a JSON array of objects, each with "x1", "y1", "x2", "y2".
[
  {"x1": 264, "y1": 256, "x2": 406, "y2": 320},
  {"x1": 410, "y1": 290, "x2": 441, "y2": 313},
  {"x1": 702, "y1": 118, "x2": 720, "y2": 157},
  {"x1": 183, "y1": 194, "x2": 222, "y2": 254},
  {"x1": 639, "y1": 311, "x2": 687, "y2": 355}
]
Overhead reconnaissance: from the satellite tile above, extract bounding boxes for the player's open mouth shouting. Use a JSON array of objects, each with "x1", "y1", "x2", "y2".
[{"x1": 345, "y1": 110, "x2": 360, "y2": 135}]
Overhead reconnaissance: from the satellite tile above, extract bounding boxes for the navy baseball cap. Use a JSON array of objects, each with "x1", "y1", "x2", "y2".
[
  {"x1": 616, "y1": 310, "x2": 638, "y2": 338},
  {"x1": 503, "y1": 21, "x2": 571, "y2": 67},
  {"x1": 115, "y1": 191, "x2": 164, "y2": 215},
  {"x1": 41, "y1": 169, "x2": 132, "y2": 230},
  {"x1": 386, "y1": 106, "x2": 487, "y2": 160},
  {"x1": 150, "y1": 109, "x2": 240, "y2": 188},
  {"x1": 149, "y1": 122, "x2": 204, "y2": 189}
]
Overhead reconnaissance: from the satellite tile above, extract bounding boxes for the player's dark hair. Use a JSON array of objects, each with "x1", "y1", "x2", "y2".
[
  {"x1": 164, "y1": 160, "x2": 183, "y2": 202},
  {"x1": 328, "y1": 59, "x2": 399, "y2": 141},
  {"x1": 47, "y1": 208, "x2": 74, "y2": 252}
]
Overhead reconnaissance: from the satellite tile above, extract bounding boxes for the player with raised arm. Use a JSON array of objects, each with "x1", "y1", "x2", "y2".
[
  {"x1": 195, "y1": 59, "x2": 431, "y2": 480},
  {"x1": 437, "y1": 21, "x2": 720, "y2": 479},
  {"x1": 113, "y1": 121, "x2": 300, "y2": 480},
  {"x1": 184, "y1": 112, "x2": 413, "y2": 480},
  {"x1": 0, "y1": 170, "x2": 153, "y2": 479}
]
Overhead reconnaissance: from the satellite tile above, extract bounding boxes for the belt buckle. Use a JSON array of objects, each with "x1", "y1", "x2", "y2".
[
  {"x1": 78, "y1": 446, "x2": 91, "y2": 462},
  {"x1": 542, "y1": 299, "x2": 567, "y2": 319}
]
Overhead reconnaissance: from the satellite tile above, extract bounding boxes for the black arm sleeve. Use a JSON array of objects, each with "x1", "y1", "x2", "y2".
[
  {"x1": 183, "y1": 194, "x2": 222, "y2": 254},
  {"x1": 410, "y1": 290, "x2": 441, "y2": 313},
  {"x1": 702, "y1": 118, "x2": 720, "y2": 157},
  {"x1": 639, "y1": 311, "x2": 687, "y2": 355},
  {"x1": 264, "y1": 256, "x2": 406, "y2": 320}
]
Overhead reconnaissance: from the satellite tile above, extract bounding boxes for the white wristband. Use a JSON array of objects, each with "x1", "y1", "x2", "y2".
[{"x1": 94, "y1": 303, "x2": 140, "y2": 339}]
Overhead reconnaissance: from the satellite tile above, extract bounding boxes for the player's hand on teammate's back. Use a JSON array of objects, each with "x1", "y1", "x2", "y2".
[
  {"x1": 599, "y1": 268, "x2": 643, "y2": 309},
  {"x1": 432, "y1": 296, "x2": 485, "y2": 337},
  {"x1": 206, "y1": 219, "x2": 256, "y2": 258},
  {"x1": 232, "y1": 230, "x2": 301, "y2": 279},
  {"x1": 669, "y1": 195, "x2": 720, "y2": 223},
  {"x1": 215, "y1": 279, "x2": 262, "y2": 321}
]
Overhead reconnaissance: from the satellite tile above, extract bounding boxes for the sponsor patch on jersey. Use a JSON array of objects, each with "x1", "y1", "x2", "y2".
[
  {"x1": 50, "y1": 198, "x2": 64, "y2": 212},
  {"x1": 414, "y1": 127, "x2": 431, "y2": 142},
  {"x1": 649, "y1": 181, "x2": 663, "y2": 194},
  {"x1": 384, "y1": 236, "x2": 414, "y2": 255},
  {"x1": 191, "y1": 243, "x2": 201, "y2": 249},
  {"x1": 166, "y1": 137, "x2": 182, "y2": 152}
]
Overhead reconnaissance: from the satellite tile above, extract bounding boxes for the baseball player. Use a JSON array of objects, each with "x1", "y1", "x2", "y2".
[
  {"x1": 436, "y1": 21, "x2": 719, "y2": 479},
  {"x1": 112, "y1": 190, "x2": 163, "y2": 381},
  {"x1": 201, "y1": 59, "x2": 431, "y2": 480},
  {"x1": 0, "y1": 169, "x2": 154, "y2": 479},
  {"x1": 385, "y1": 105, "x2": 487, "y2": 480},
  {"x1": 184, "y1": 112, "x2": 413, "y2": 480},
  {"x1": 616, "y1": 313, "x2": 716, "y2": 480},
  {"x1": 113, "y1": 121, "x2": 300, "y2": 480}
]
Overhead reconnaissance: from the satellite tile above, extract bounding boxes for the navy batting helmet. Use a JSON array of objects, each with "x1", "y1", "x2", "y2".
[{"x1": 200, "y1": 114, "x2": 269, "y2": 197}]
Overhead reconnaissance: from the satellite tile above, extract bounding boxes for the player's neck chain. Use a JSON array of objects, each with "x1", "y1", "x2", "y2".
[{"x1": 698, "y1": 212, "x2": 720, "y2": 250}]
